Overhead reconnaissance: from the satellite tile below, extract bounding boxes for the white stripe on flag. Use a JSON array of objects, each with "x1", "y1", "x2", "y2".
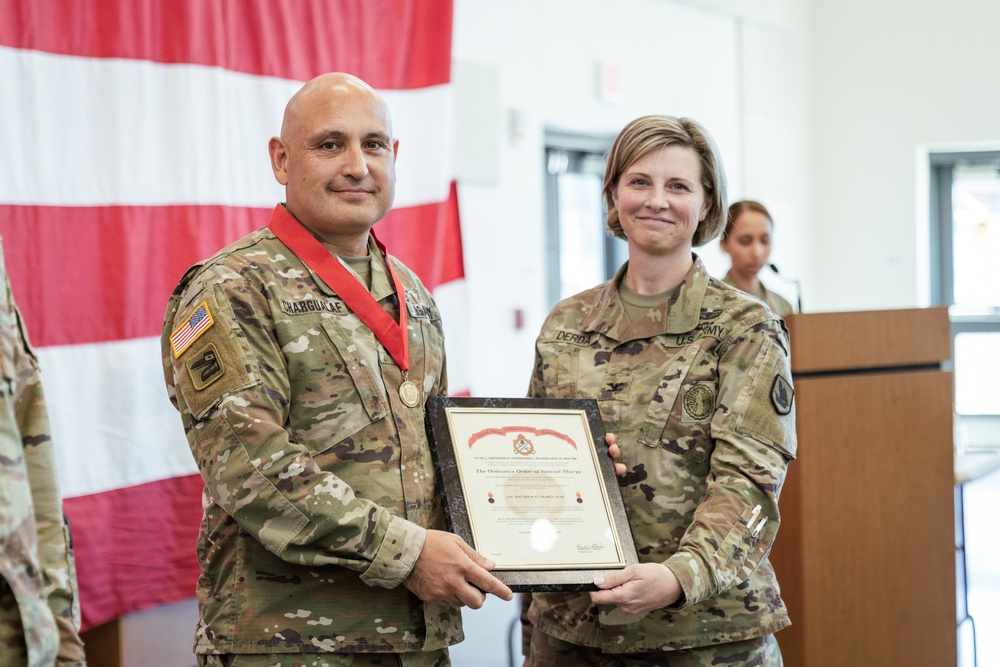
[
  {"x1": 0, "y1": 46, "x2": 454, "y2": 209},
  {"x1": 37, "y1": 313, "x2": 472, "y2": 499},
  {"x1": 35, "y1": 292, "x2": 473, "y2": 499},
  {"x1": 36, "y1": 337, "x2": 198, "y2": 498}
]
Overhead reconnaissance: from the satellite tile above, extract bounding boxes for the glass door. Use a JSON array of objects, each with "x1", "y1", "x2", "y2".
[{"x1": 947, "y1": 164, "x2": 1000, "y2": 416}]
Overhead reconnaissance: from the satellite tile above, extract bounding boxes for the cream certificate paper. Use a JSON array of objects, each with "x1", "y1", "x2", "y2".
[{"x1": 445, "y1": 407, "x2": 626, "y2": 569}]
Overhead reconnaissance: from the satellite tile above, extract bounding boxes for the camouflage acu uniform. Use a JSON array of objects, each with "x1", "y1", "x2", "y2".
[
  {"x1": 722, "y1": 270, "x2": 793, "y2": 318},
  {"x1": 161, "y1": 206, "x2": 459, "y2": 660},
  {"x1": 523, "y1": 256, "x2": 796, "y2": 656},
  {"x1": 0, "y1": 237, "x2": 86, "y2": 667}
]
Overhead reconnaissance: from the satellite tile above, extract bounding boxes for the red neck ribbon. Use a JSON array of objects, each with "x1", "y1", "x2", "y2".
[{"x1": 267, "y1": 205, "x2": 409, "y2": 372}]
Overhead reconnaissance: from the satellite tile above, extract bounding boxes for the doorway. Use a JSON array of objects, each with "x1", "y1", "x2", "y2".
[{"x1": 544, "y1": 131, "x2": 625, "y2": 309}]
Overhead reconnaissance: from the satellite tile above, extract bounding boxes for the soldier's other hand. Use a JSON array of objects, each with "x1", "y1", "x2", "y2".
[
  {"x1": 589, "y1": 563, "x2": 682, "y2": 616},
  {"x1": 404, "y1": 530, "x2": 514, "y2": 608},
  {"x1": 605, "y1": 432, "x2": 626, "y2": 476}
]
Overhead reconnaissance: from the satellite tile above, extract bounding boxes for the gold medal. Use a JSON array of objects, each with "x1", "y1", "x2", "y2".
[{"x1": 399, "y1": 380, "x2": 420, "y2": 408}]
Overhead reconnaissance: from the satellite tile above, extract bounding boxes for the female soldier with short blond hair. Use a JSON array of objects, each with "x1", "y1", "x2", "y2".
[{"x1": 522, "y1": 115, "x2": 797, "y2": 666}]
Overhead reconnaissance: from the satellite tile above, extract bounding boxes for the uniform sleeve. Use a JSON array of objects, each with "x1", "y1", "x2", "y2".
[
  {"x1": 520, "y1": 591, "x2": 534, "y2": 656},
  {"x1": 663, "y1": 318, "x2": 796, "y2": 608},
  {"x1": 527, "y1": 347, "x2": 546, "y2": 399},
  {"x1": 8, "y1": 276, "x2": 87, "y2": 666},
  {"x1": 517, "y1": 347, "x2": 549, "y2": 652},
  {"x1": 162, "y1": 265, "x2": 425, "y2": 589}
]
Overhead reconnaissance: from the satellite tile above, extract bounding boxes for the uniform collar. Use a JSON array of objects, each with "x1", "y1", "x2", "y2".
[
  {"x1": 367, "y1": 236, "x2": 395, "y2": 302},
  {"x1": 328, "y1": 235, "x2": 396, "y2": 303},
  {"x1": 268, "y1": 207, "x2": 396, "y2": 303},
  {"x1": 580, "y1": 253, "x2": 710, "y2": 342}
]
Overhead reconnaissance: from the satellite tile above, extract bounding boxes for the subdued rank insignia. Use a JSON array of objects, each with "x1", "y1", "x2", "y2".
[
  {"x1": 682, "y1": 383, "x2": 715, "y2": 421},
  {"x1": 771, "y1": 374, "x2": 794, "y2": 415},
  {"x1": 187, "y1": 343, "x2": 225, "y2": 391}
]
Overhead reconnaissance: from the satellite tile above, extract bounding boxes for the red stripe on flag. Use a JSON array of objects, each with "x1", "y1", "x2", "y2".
[
  {"x1": 0, "y1": 0, "x2": 453, "y2": 89},
  {"x1": 376, "y1": 182, "x2": 465, "y2": 290},
  {"x1": 0, "y1": 195, "x2": 462, "y2": 347},
  {"x1": 64, "y1": 474, "x2": 204, "y2": 631},
  {"x1": 0, "y1": 205, "x2": 266, "y2": 347}
]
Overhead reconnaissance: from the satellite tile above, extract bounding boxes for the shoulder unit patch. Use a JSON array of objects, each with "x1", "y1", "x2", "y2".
[
  {"x1": 771, "y1": 374, "x2": 794, "y2": 415},
  {"x1": 186, "y1": 343, "x2": 225, "y2": 390}
]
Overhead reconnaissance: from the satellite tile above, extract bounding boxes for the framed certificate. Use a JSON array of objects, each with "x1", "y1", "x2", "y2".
[{"x1": 425, "y1": 396, "x2": 638, "y2": 591}]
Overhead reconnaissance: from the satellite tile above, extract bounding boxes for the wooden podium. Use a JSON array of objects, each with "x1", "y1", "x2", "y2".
[{"x1": 770, "y1": 307, "x2": 957, "y2": 667}]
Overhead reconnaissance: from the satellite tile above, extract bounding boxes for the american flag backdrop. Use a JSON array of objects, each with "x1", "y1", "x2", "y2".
[{"x1": 0, "y1": 0, "x2": 465, "y2": 630}]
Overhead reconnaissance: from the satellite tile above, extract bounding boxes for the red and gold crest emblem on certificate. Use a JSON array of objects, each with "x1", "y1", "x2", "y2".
[{"x1": 512, "y1": 434, "x2": 535, "y2": 456}]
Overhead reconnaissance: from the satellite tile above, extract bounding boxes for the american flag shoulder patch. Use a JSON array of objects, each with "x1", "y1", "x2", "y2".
[{"x1": 171, "y1": 300, "x2": 215, "y2": 358}]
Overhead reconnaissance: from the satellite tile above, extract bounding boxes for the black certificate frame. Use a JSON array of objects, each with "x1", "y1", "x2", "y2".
[{"x1": 424, "y1": 396, "x2": 638, "y2": 592}]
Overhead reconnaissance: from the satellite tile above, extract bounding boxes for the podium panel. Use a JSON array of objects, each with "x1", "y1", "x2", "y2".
[{"x1": 771, "y1": 308, "x2": 956, "y2": 667}]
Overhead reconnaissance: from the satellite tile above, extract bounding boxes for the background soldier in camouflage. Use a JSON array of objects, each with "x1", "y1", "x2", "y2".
[
  {"x1": 161, "y1": 73, "x2": 511, "y2": 667},
  {"x1": 522, "y1": 116, "x2": 797, "y2": 666},
  {"x1": 0, "y1": 236, "x2": 87, "y2": 667},
  {"x1": 720, "y1": 200, "x2": 795, "y2": 317}
]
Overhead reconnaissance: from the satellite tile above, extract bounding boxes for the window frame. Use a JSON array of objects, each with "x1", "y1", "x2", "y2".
[{"x1": 928, "y1": 149, "x2": 1000, "y2": 425}]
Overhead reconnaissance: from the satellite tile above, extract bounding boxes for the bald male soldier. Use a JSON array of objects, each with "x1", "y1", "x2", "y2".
[{"x1": 162, "y1": 73, "x2": 512, "y2": 667}]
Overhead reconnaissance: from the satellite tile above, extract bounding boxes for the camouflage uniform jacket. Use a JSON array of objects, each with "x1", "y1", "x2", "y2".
[
  {"x1": 722, "y1": 269, "x2": 794, "y2": 318},
  {"x1": 161, "y1": 206, "x2": 459, "y2": 656},
  {"x1": 523, "y1": 256, "x2": 796, "y2": 653},
  {"x1": 0, "y1": 237, "x2": 86, "y2": 667}
]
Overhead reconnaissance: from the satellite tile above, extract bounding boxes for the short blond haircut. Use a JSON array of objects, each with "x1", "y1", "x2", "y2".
[{"x1": 604, "y1": 115, "x2": 727, "y2": 247}]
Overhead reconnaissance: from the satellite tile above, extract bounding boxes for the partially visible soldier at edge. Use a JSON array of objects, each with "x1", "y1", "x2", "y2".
[
  {"x1": 161, "y1": 72, "x2": 512, "y2": 667},
  {"x1": 0, "y1": 236, "x2": 87, "y2": 667}
]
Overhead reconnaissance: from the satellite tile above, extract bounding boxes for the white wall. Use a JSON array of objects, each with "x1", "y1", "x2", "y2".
[
  {"x1": 806, "y1": 0, "x2": 1000, "y2": 311},
  {"x1": 451, "y1": 0, "x2": 809, "y2": 399},
  {"x1": 448, "y1": 3, "x2": 1000, "y2": 663}
]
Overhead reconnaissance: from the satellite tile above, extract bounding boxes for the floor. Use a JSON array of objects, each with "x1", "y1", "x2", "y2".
[{"x1": 962, "y1": 466, "x2": 1000, "y2": 667}]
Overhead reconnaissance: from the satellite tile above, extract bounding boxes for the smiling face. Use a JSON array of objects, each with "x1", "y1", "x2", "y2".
[
  {"x1": 611, "y1": 144, "x2": 710, "y2": 261},
  {"x1": 721, "y1": 208, "x2": 773, "y2": 281},
  {"x1": 268, "y1": 73, "x2": 398, "y2": 252}
]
